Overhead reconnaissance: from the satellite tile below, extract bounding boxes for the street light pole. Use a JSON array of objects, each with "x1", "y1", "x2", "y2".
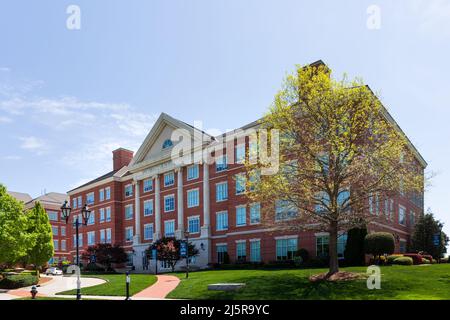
[
  {"x1": 75, "y1": 217, "x2": 81, "y2": 300},
  {"x1": 184, "y1": 231, "x2": 189, "y2": 279}
]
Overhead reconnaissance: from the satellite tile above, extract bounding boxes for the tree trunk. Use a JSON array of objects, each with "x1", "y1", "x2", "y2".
[{"x1": 327, "y1": 222, "x2": 339, "y2": 277}]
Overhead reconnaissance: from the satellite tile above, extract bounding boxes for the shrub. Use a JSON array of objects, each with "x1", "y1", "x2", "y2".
[
  {"x1": 403, "y1": 253, "x2": 423, "y2": 265},
  {"x1": 392, "y1": 257, "x2": 413, "y2": 265},
  {"x1": 387, "y1": 255, "x2": 403, "y2": 264},
  {"x1": 364, "y1": 232, "x2": 395, "y2": 259},
  {"x1": 344, "y1": 227, "x2": 368, "y2": 266},
  {"x1": 422, "y1": 258, "x2": 430, "y2": 264},
  {"x1": 431, "y1": 259, "x2": 437, "y2": 264},
  {"x1": 295, "y1": 248, "x2": 309, "y2": 262},
  {"x1": 0, "y1": 274, "x2": 38, "y2": 289},
  {"x1": 303, "y1": 257, "x2": 329, "y2": 268}
]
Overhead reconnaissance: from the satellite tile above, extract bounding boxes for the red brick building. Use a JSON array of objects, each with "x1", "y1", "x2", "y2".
[{"x1": 66, "y1": 108, "x2": 426, "y2": 272}]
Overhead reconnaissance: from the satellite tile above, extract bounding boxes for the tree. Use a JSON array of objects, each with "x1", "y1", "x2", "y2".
[
  {"x1": 245, "y1": 63, "x2": 424, "y2": 276},
  {"x1": 0, "y1": 185, "x2": 31, "y2": 267},
  {"x1": 146, "y1": 237, "x2": 199, "y2": 272},
  {"x1": 411, "y1": 210, "x2": 448, "y2": 259},
  {"x1": 364, "y1": 232, "x2": 395, "y2": 263},
  {"x1": 24, "y1": 202, "x2": 54, "y2": 272},
  {"x1": 344, "y1": 227, "x2": 367, "y2": 266},
  {"x1": 81, "y1": 243, "x2": 128, "y2": 271}
]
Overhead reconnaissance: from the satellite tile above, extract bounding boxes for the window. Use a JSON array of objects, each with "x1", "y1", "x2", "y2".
[
  {"x1": 164, "y1": 195, "x2": 175, "y2": 212},
  {"x1": 337, "y1": 234, "x2": 348, "y2": 258},
  {"x1": 216, "y1": 182, "x2": 228, "y2": 202},
  {"x1": 236, "y1": 206, "x2": 246, "y2": 226},
  {"x1": 99, "y1": 189, "x2": 104, "y2": 202},
  {"x1": 144, "y1": 224, "x2": 154, "y2": 240},
  {"x1": 410, "y1": 210, "x2": 415, "y2": 226},
  {"x1": 276, "y1": 200, "x2": 297, "y2": 221},
  {"x1": 216, "y1": 155, "x2": 228, "y2": 172},
  {"x1": 61, "y1": 240, "x2": 66, "y2": 251},
  {"x1": 399, "y1": 205, "x2": 406, "y2": 225},
  {"x1": 126, "y1": 253, "x2": 134, "y2": 266},
  {"x1": 384, "y1": 198, "x2": 390, "y2": 219},
  {"x1": 125, "y1": 205, "x2": 134, "y2": 220},
  {"x1": 125, "y1": 227, "x2": 133, "y2": 242},
  {"x1": 88, "y1": 231, "x2": 96, "y2": 246},
  {"x1": 164, "y1": 172, "x2": 175, "y2": 187},
  {"x1": 52, "y1": 226, "x2": 58, "y2": 236},
  {"x1": 61, "y1": 226, "x2": 66, "y2": 236},
  {"x1": 87, "y1": 211, "x2": 95, "y2": 225},
  {"x1": 78, "y1": 233, "x2": 83, "y2": 247},
  {"x1": 164, "y1": 220, "x2": 175, "y2": 237},
  {"x1": 53, "y1": 240, "x2": 59, "y2": 251},
  {"x1": 250, "y1": 240, "x2": 261, "y2": 262},
  {"x1": 105, "y1": 187, "x2": 111, "y2": 200},
  {"x1": 125, "y1": 184, "x2": 133, "y2": 197},
  {"x1": 235, "y1": 144, "x2": 245, "y2": 164},
  {"x1": 162, "y1": 139, "x2": 173, "y2": 149},
  {"x1": 143, "y1": 179, "x2": 153, "y2": 192},
  {"x1": 216, "y1": 211, "x2": 228, "y2": 231},
  {"x1": 216, "y1": 244, "x2": 228, "y2": 264},
  {"x1": 72, "y1": 198, "x2": 77, "y2": 209},
  {"x1": 248, "y1": 139, "x2": 258, "y2": 162},
  {"x1": 314, "y1": 192, "x2": 330, "y2": 214},
  {"x1": 187, "y1": 189, "x2": 199, "y2": 208},
  {"x1": 248, "y1": 170, "x2": 260, "y2": 192},
  {"x1": 106, "y1": 228, "x2": 112, "y2": 243},
  {"x1": 99, "y1": 208, "x2": 105, "y2": 223},
  {"x1": 188, "y1": 216, "x2": 200, "y2": 233},
  {"x1": 250, "y1": 203, "x2": 261, "y2": 224},
  {"x1": 337, "y1": 189, "x2": 350, "y2": 211},
  {"x1": 73, "y1": 235, "x2": 77, "y2": 248},
  {"x1": 316, "y1": 236, "x2": 329, "y2": 257},
  {"x1": 236, "y1": 242, "x2": 246, "y2": 262},
  {"x1": 187, "y1": 164, "x2": 199, "y2": 180},
  {"x1": 235, "y1": 173, "x2": 246, "y2": 195},
  {"x1": 144, "y1": 200, "x2": 154, "y2": 216},
  {"x1": 389, "y1": 199, "x2": 394, "y2": 221},
  {"x1": 48, "y1": 211, "x2": 58, "y2": 221},
  {"x1": 86, "y1": 192, "x2": 95, "y2": 205},
  {"x1": 77, "y1": 196, "x2": 82, "y2": 207},
  {"x1": 276, "y1": 238, "x2": 297, "y2": 260},
  {"x1": 106, "y1": 207, "x2": 111, "y2": 222},
  {"x1": 100, "y1": 230, "x2": 105, "y2": 243},
  {"x1": 399, "y1": 240, "x2": 407, "y2": 253}
]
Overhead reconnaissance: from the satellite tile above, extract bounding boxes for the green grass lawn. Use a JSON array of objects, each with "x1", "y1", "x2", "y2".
[
  {"x1": 167, "y1": 264, "x2": 450, "y2": 300},
  {"x1": 56, "y1": 274, "x2": 157, "y2": 296}
]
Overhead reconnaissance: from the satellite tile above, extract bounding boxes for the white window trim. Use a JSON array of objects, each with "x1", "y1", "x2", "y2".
[
  {"x1": 125, "y1": 184, "x2": 133, "y2": 197},
  {"x1": 125, "y1": 227, "x2": 133, "y2": 242},
  {"x1": 187, "y1": 188, "x2": 200, "y2": 208},
  {"x1": 235, "y1": 239, "x2": 246, "y2": 244},
  {"x1": 249, "y1": 202, "x2": 261, "y2": 225},
  {"x1": 216, "y1": 211, "x2": 228, "y2": 231},
  {"x1": 164, "y1": 219, "x2": 176, "y2": 236},
  {"x1": 187, "y1": 164, "x2": 199, "y2": 180},
  {"x1": 164, "y1": 194, "x2": 175, "y2": 212},
  {"x1": 164, "y1": 172, "x2": 175, "y2": 187},
  {"x1": 143, "y1": 179, "x2": 153, "y2": 192},
  {"x1": 235, "y1": 204, "x2": 247, "y2": 227},
  {"x1": 215, "y1": 181, "x2": 228, "y2": 202},
  {"x1": 105, "y1": 187, "x2": 111, "y2": 200},
  {"x1": 274, "y1": 235, "x2": 298, "y2": 240},
  {"x1": 125, "y1": 204, "x2": 134, "y2": 220},
  {"x1": 143, "y1": 199, "x2": 154, "y2": 216},
  {"x1": 215, "y1": 154, "x2": 228, "y2": 172},
  {"x1": 249, "y1": 238, "x2": 261, "y2": 242},
  {"x1": 187, "y1": 215, "x2": 201, "y2": 234},
  {"x1": 143, "y1": 223, "x2": 154, "y2": 240}
]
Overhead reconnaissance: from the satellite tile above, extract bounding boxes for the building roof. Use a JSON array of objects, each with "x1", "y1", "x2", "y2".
[
  {"x1": 29, "y1": 192, "x2": 68, "y2": 205},
  {"x1": 67, "y1": 169, "x2": 118, "y2": 193},
  {"x1": 7, "y1": 191, "x2": 32, "y2": 203}
]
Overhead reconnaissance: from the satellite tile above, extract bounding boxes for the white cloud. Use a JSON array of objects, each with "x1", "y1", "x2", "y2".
[
  {"x1": 0, "y1": 116, "x2": 12, "y2": 123},
  {"x1": 2, "y1": 155, "x2": 22, "y2": 160},
  {"x1": 19, "y1": 136, "x2": 48, "y2": 154},
  {"x1": 410, "y1": 0, "x2": 450, "y2": 37},
  {"x1": 0, "y1": 67, "x2": 10, "y2": 72}
]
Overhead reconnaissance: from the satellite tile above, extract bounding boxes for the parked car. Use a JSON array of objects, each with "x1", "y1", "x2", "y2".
[{"x1": 45, "y1": 267, "x2": 63, "y2": 276}]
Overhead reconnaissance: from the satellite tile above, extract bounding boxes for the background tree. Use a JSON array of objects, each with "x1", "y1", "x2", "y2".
[
  {"x1": 0, "y1": 185, "x2": 31, "y2": 267},
  {"x1": 411, "y1": 210, "x2": 448, "y2": 259},
  {"x1": 81, "y1": 243, "x2": 127, "y2": 271},
  {"x1": 146, "y1": 237, "x2": 199, "y2": 272},
  {"x1": 344, "y1": 227, "x2": 367, "y2": 266},
  {"x1": 246, "y1": 63, "x2": 424, "y2": 276},
  {"x1": 24, "y1": 202, "x2": 54, "y2": 272},
  {"x1": 364, "y1": 232, "x2": 395, "y2": 263}
]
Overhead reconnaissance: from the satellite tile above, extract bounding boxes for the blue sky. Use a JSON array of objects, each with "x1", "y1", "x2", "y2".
[{"x1": 0, "y1": 0, "x2": 449, "y2": 238}]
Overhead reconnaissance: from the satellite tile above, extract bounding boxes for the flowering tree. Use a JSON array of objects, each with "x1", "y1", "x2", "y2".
[
  {"x1": 246, "y1": 63, "x2": 425, "y2": 276},
  {"x1": 81, "y1": 243, "x2": 128, "y2": 271},
  {"x1": 146, "y1": 237, "x2": 198, "y2": 272}
]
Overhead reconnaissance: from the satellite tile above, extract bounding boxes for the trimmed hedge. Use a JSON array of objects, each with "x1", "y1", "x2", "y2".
[
  {"x1": 0, "y1": 274, "x2": 38, "y2": 289},
  {"x1": 364, "y1": 232, "x2": 395, "y2": 257},
  {"x1": 403, "y1": 253, "x2": 423, "y2": 265},
  {"x1": 392, "y1": 257, "x2": 413, "y2": 265},
  {"x1": 387, "y1": 255, "x2": 403, "y2": 264}
]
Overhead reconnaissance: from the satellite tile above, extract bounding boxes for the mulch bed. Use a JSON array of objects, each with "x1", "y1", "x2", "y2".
[
  {"x1": 38, "y1": 277, "x2": 53, "y2": 285},
  {"x1": 309, "y1": 271, "x2": 366, "y2": 282}
]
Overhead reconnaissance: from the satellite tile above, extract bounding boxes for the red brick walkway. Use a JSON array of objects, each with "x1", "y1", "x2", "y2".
[{"x1": 132, "y1": 275, "x2": 180, "y2": 299}]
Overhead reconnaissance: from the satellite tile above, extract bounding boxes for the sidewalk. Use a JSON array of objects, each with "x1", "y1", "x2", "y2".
[{"x1": 132, "y1": 275, "x2": 180, "y2": 299}]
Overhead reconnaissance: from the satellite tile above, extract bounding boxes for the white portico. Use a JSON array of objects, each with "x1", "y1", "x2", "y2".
[{"x1": 126, "y1": 113, "x2": 214, "y2": 272}]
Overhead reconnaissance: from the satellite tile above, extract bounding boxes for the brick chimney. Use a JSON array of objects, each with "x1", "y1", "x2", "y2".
[{"x1": 112, "y1": 148, "x2": 134, "y2": 171}]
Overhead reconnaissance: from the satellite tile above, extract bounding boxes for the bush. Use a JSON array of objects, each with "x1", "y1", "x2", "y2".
[
  {"x1": 421, "y1": 258, "x2": 430, "y2": 264},
  {"x1": 294, "y1": 248, "x2": 309, "y2": 262},
  {"x1": 303, "y1": 257, "x2": 329, "y2": 268},
  {"x1": 84, "y1": 263, "x2": 108, "y2": 272},
  {"x1": 392, "y1": 257, "x2": 413, "y2": 265},
  {"x1": 403, "y1": 253, "x2": 423, "y2": 265},
  {"x1": 344, "y1": 227, "x2": 368, "y2": 266},
  {"x1": 387, "y1": 255, "x2": 403, "y2": 264},
  {"x1": 364, "y1": 232, "x2": 395, "y2": 258},
  {"x1": 431, "y1": 259, "x2": 437, "y2": 264},
  {"x1": 0, "y1": 274, "x2": 39, "y2": 289}
]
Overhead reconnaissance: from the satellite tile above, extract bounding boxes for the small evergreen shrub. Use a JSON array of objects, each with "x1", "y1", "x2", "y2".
[
  {"x1": 0, "y1": 274, "x2": 38, "y2": 289},
  {"x1": 295, "y1": 248, "x2": 309, "y2": 262},
  {"x1": 364, "y1": 232, "x2": 395, "y2": 259},
  {"x1": 392, "y1": 257, "x2": 413, "y2": 265},
  {"x1": 387, "y1": 255, "x2": 403, "y2": 264},
  {"x1": 421, "y1": 258, "x2": 430, "y2": 264}
]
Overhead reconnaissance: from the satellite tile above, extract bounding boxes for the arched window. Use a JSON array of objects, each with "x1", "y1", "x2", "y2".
[{"x1": 162, "y1": 139, "x2": 173, "y2": 149}]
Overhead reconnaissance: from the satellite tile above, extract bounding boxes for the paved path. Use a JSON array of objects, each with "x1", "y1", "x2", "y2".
[
  {"x1": 132, "y1": 275, "x2": 180, "y2": 299},
  {"x1": 0, "y1": 275, "x2": 106, "y2": 300}
]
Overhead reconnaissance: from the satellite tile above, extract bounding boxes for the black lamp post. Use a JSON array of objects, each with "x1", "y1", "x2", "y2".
[
  {"x1": 61, "y1": 200, "x2": 91, "y2": 300},
  {"x1": 184, "y1": 231, "x2": 189, "y2": 279}
]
